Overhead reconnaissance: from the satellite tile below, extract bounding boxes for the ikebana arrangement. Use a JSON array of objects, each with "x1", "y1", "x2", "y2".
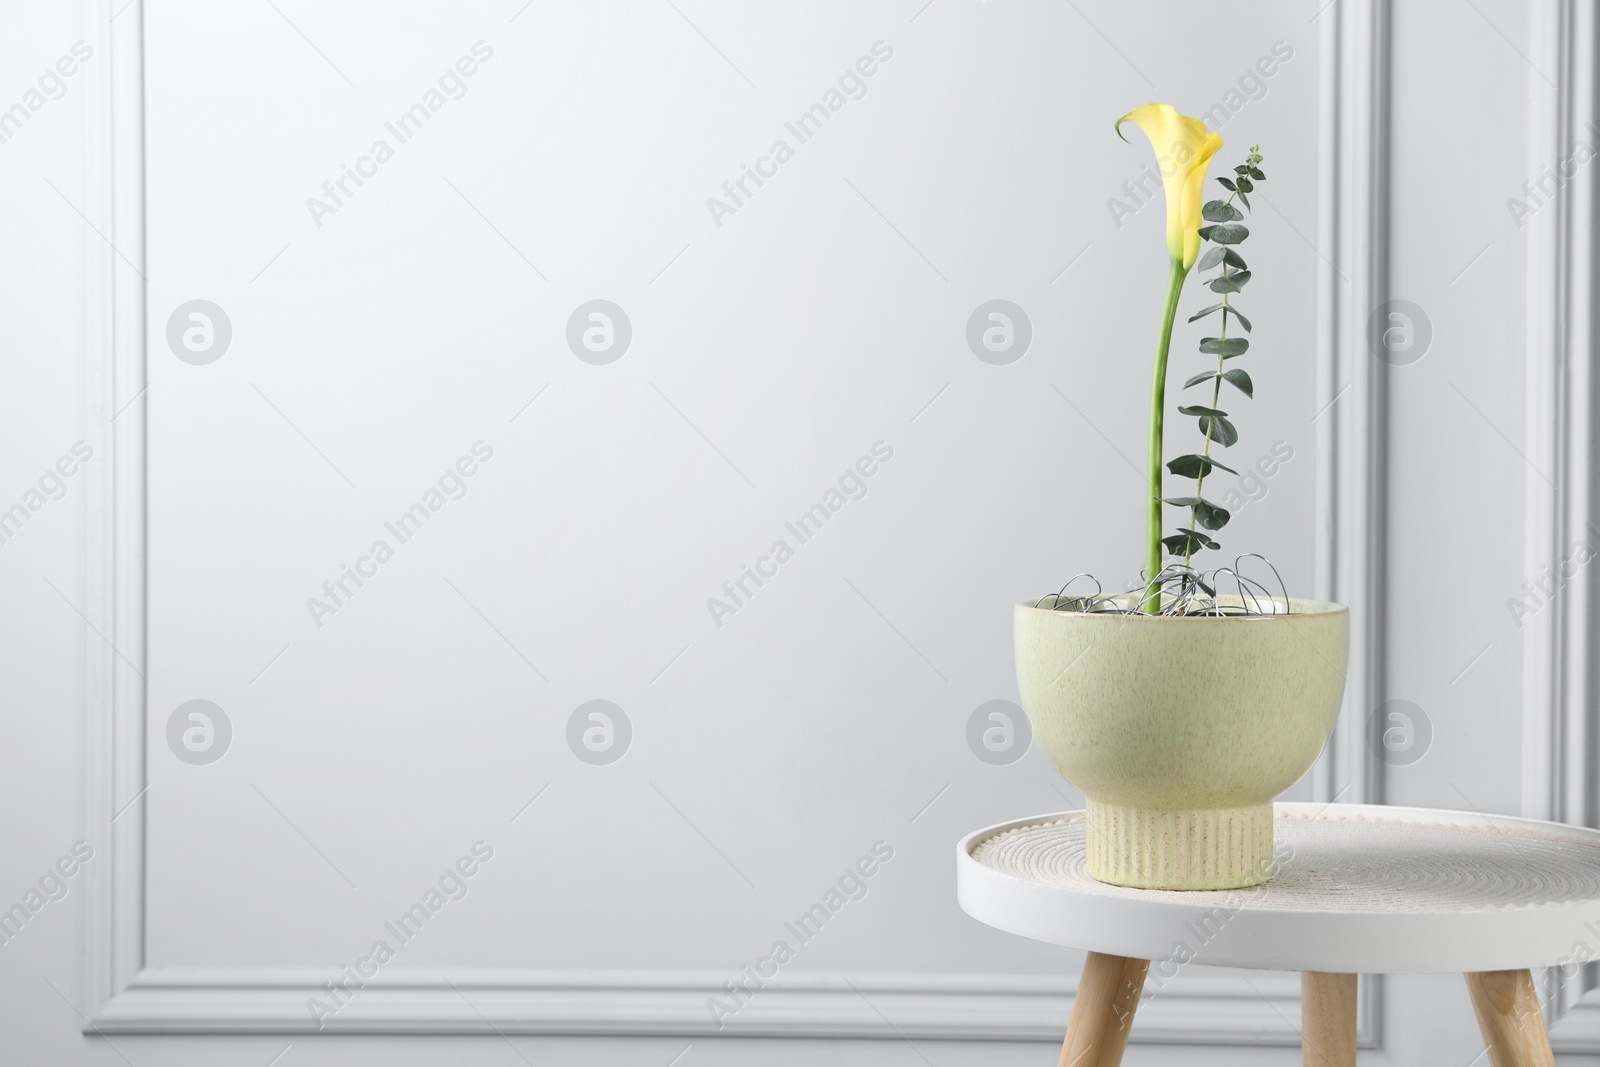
[{"x1": 1013, "y1": 105, "x2": 1350, "y2": 891}]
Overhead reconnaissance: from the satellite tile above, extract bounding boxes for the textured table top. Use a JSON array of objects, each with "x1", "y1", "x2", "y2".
[{"x1": 957, "y1": 803, "x2": 1600, "y2": 973}]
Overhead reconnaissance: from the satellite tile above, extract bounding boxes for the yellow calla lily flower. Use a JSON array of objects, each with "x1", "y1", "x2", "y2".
[{"x1": 1115, "y1": 103, "x2": 1223, "y2": 269}]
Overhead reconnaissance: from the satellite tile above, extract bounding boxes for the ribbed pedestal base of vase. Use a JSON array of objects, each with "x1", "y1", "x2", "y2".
[{"x1": 1085, "y1": 800, "x2": 1276, "y2": 890}]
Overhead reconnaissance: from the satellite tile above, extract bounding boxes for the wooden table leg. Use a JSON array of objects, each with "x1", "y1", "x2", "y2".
[
  {"x1": 1301, "y1": 972, "x2": 1358, "y2": 1066},
  {"x1": 1059, "y1": 952, "x2": 1148, "y2": 1067},
  {"x1": 1465, "y1": 969, "x2": 1556, "y2": 1067}
]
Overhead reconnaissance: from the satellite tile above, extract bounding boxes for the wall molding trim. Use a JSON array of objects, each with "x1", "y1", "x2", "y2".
[
  {"x1": 1314, "y1": 0, "x2": 1389, "y2": 813},
  {"x1": 81, "y1": 0, "x2": 150, "y2": 1027},
  {"x1": 1521, "y1": 0, "x2": 1600, "y2": 1052},
  {"x1": 90, "y1": 967, "x2": 1310, "y2": 1041},
  {"x1": 83, "y1": 0, "x2": 1382, "y2": 1046}
]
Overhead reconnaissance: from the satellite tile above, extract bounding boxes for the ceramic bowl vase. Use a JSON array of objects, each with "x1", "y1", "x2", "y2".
[{"x1": 1015, "y1": 596, "x2": 1349, "y2": 890}]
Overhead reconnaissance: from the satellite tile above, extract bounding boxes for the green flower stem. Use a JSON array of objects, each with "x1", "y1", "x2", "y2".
[{"x1": 1143, "y1": 257, "x2": 1190, "y2": 613}]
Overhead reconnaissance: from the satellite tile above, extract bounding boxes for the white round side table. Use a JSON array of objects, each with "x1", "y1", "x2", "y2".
[{"x1": 957, "y1": 803, "x2": 1600, "y2": 1066}]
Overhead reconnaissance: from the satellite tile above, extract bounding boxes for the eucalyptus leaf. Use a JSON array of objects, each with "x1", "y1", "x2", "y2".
[
  {"x1": 1162, "y1": 496, "x2": 1203, "y2": 506},
  {"x1": 1236, "y1": 177, "x2": 1254, "y2": 193},
  {"x1": 1203, "y1": 200, "x2": 1243, "y2": 222},
  {"x1": 1222, "y1": 248, "x2": 1248, "y2": 270},
  {"x1": 1199, "y1": 414, "x2": 1239, "y2": 447},
  {"x1": 1177, "y1": 526, "x2": 1221, "y2": 549},
  {"x1": 1163, "y1": 530, "x2": 1220, "y2": 557},
  {"x1": 1216, "y1": 176, "x2": 1237, "y2": 191},
  {"x1": 1222, "y1": 368, "x2": 1254, "y2": 397},
  {"x1": 1209, "y1": 224, "x2": 1250, "y2": 245},
  {"x1": 1183, "y1": 371, "x2": 1217, "y2": 388},
  {"x1": 1249, "y1": 167, "x2": 1265, "y2": 180},
  {"x1": 1227, "y1": 306, "x2": 1252, "y2": 332},
  {"x1": 1178, "y1": 404, "x2": 1228, "y2": 417},
  {"x1": 1162, "y1": 533, "x2": 1201, "y2": 556},
  {"x1": 1197, "y1": 247, "x2": 1227, "y2": 271},
  {"x1": 1167, "y1": 454, "x2": 1237, "y2": 479},
  {"x1": 1209, "y1": 270, "x2": 1251, "y2": 293},
  {"x1": 1195, "y1": 500, "x2": 1232, "y2": 530},
  {"x1": 1188, "y1": 301, "x2": 1225, "y2": 322},
  {"x1": 1199, "y1": 336, "x2": 1250, "y2": 356},
  {"x1": 1237, "y1": 188, "x2": 1251, "y2": 211}
]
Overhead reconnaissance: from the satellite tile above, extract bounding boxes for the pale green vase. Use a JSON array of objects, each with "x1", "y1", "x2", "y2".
[{"x1": 1014, "y1": 596, "x2": 1349, "y2": 890}]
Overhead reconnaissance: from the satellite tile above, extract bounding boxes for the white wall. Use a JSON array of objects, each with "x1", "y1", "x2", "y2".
[{"x1": 2, "y1": 0, "x2": 1596, "y2": 1063}]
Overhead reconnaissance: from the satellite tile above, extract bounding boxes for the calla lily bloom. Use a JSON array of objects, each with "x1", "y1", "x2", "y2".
[{"x1": 1116, "y1": 104, "x2": 1223, "y2": 269}]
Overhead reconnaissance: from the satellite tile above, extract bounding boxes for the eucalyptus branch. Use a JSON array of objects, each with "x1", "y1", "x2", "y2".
[
  {"x1": 1162, "y1": 146, "x2": 1266, "y2": 566},
  {"x1": 1185, "y1": 184, "x2": 1244, "y2": 569},
  {"x1": 1185, "y1": 296, "x2": 1231, "y2": 570}
]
